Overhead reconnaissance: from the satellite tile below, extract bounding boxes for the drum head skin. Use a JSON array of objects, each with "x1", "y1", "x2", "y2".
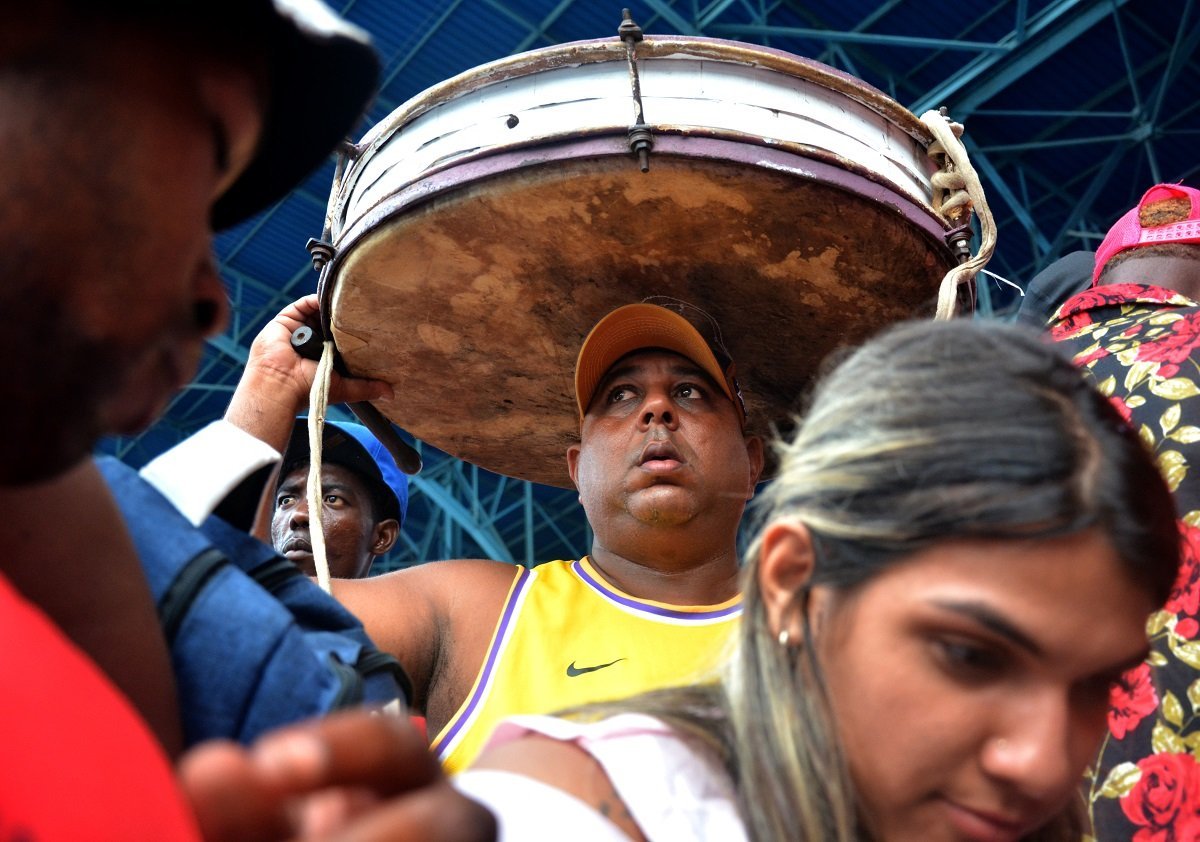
[{"x1": 326, "y1": 38, "x2": 954, "y2": 488}]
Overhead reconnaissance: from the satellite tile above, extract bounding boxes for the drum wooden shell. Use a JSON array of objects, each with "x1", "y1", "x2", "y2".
[{"x1": 324, "y1": 36, "x2": 955, "y2": 488}]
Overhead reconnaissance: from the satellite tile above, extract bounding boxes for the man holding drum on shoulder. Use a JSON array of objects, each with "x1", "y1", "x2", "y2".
[{"x1": 211, "y1": 295, "x2": 763, "y2": 771}]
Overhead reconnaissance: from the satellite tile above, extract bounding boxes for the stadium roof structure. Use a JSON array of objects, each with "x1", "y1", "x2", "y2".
[{"x1": 101, "y1": 0, "x2": 1200, "y2": 571}]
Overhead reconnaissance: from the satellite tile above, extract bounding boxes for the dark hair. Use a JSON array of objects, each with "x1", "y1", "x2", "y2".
[
  {"x1": 1099, "y1": 242, "x2": 1200, "y2": 284},
  {"x1": 767, "y1": 318, "x2": 1179, "y2": 603}
]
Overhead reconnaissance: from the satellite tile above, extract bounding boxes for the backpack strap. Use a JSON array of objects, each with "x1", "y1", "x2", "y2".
[
  {"x1": 97, "y1": 457, "x2": 410, "y2": 746},
  {"x1": 160, "y1": 548, "x2": 228, "y2": 643}
]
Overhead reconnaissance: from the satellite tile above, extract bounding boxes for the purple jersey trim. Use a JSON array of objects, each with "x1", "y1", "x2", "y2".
[
  {"x1": 571, "y1": 559, "x2": 742, "y2": 621},
  {"x1": 433, "y1": 566, "x2": 532, "y2": 758}
]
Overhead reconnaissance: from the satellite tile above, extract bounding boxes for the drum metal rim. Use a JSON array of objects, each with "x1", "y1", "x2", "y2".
[
  {"x1": 355, "y1": 36, "x2": 934, "y2": 152},
  {"x1": 334, "y1": 36, "x2": 938, "y2": 234}
]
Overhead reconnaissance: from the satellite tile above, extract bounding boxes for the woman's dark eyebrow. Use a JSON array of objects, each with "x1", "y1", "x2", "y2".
[{"x1": 929, "y1": 599, "x2": 1042, "y2": 656}]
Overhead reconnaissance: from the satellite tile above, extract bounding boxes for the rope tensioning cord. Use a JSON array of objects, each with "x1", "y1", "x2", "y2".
[
  {"x1": 306, "y1": 340, "x2": 338, "y2": 594},
  {"x1": 920, "y1": 109, "x2": 997, "y2": 320}
]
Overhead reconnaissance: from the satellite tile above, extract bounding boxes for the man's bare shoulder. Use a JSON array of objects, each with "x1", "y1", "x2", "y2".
[
  {"x1": 332, "y1": 559, "x2": 520, "y2": 641},
  {"x1": 332, "y1": 560, "x2": 524, "y2": 714},
  {"x1": 348, "y1": 558, "x2": 519, "y2": 598}
]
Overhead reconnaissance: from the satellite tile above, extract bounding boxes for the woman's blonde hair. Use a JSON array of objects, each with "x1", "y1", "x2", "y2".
[{"x1": 604, "y1": 319, "x2": 1179, "y2": 841}]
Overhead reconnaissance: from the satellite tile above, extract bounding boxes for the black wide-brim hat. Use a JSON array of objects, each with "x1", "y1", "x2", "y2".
[
  {"x1": 212, "y1": 0, "x2": 380, "y2": 227},
  {"x1": 91, "y1": 0, "x2": 379, "y2": 227},
  {"x1": 92, "y1": 0, "x2": 378, "y2": 227}
]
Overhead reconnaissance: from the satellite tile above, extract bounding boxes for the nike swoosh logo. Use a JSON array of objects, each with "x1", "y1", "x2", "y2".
[{"x1": 566, "y1": 658, "x2": 626, "y2": 677}]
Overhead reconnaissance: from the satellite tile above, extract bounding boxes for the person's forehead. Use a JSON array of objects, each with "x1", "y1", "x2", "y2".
[
  {"x1": 599, "y1": 348, "x2": 709, "y2": 381},
  {"x1": 279, "y1": 461, "x2": 374, "y2": 493}
]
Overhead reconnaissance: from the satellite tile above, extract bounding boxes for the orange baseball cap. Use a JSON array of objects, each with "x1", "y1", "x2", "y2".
[{"x1": 574, "y1": 303, "x2": 747, "y2": 427}]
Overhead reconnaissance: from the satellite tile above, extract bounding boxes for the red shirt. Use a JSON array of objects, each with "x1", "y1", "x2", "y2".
[{"x1": 0, "y1": 572, "x2": 199, "y2": 840}]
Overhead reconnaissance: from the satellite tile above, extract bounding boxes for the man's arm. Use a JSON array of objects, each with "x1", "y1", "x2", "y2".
[{"x1": 331, "y1": 560, "x2": 519, "y2": 724}]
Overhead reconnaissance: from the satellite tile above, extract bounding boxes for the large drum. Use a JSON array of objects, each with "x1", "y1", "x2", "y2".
[{"x1": 319, "y1": 32, "x2": 958, "y2": 488}]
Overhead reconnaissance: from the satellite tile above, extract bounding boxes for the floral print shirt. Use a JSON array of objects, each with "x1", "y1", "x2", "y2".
[{"x1": 1051, "y1": 282, "x2": 1200, "y2": 841}]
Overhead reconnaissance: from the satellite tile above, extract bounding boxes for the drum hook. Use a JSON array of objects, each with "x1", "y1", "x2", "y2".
[{"x1": 619, "y1": 9, "x2": 654, "y2": 173}]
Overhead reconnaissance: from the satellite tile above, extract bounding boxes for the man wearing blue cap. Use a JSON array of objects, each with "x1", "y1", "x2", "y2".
[{"x1": 273, "y1": 420, "x2": 408, "y2": 580}]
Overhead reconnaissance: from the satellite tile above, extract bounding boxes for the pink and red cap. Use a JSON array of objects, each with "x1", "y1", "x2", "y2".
[{"x1": 1094, "y1": 183, "x2": 1200, "y2": 284}]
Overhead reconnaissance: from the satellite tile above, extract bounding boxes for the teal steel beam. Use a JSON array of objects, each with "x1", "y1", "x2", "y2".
[
  {"x1": 768, "y1": 0, "x2": 909, "y2": 97},
  {"x1": 972, "y1": 108, "x2": 1133, "y2": 119},
  {"x1": 1148, "y1": 0, "x2": 1200, "y2": 124},
  {"x1": 524, "y1": 482, "x2": 534, "y2": 565},
  {"x1": 642, "y1": 0, "x2": 699, "y2": 34},
  {"x1": 531, "y1": 499, "x2": 586, "y2": 557},
  {"x1": 978, "y1": 131, "x2": 1142, "y2": 154},
  {"x1": 911, "y1": 0, "x2": 1126, "y2": 116},
  {"x1": 902, "y1": 1, "x2": 1012, "y2": 93},
  {"x1": 698, "y1": 0, "x2": 739, "y2": 28},
  {"x1": 812, "y1": 0, "x2": 903, "y2": 75},
  {"x1": 1047, "y1": 141, "x2": 1130, "y2": 257},
  {"x1": 513, "y1": 0, "x2": 578, "y2": 51},
  {"x1": 1110, "y1": 0, "x2": 1145, "y2": 118},
  {"x1": 976, "y1": 30, "x2": 1179, "y2": 263},
  {"x1": 371, "y1": 0, "x2": 468, "y2": 113},
  {"x1": 709, "y1": 23, "x2": 1008, "y2": 52},
  {"x1": 479, "y1": 0, "x2": 535, "y2": 32},
  {"x1": 966, "y1": 140, "x2": 1053, "y2": 259},
  {"x1": 410, "y1": 474, "x2": 515, "y2": 563},
  {"x1": 206, "y1": 334, "x2": 250, "y2": 366}
]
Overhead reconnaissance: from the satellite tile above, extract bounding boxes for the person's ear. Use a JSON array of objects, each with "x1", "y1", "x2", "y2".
[
  {"x1": 743, "y1": 435, "x2": 765, "y2": 500},
  {"x1": 758, "y1": 521, "x2": 816, "y2": 643},
  {"x1": 371, "y1": 519, "x2": 399, "y2": 557},
  {"x1": 566, "y1": 443, "x2": 582, "y2": 492}
]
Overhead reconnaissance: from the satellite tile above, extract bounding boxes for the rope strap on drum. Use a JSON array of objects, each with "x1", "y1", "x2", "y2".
[
  {"x1": 306, "y1": 342, "x2": 337, "y2": 594},
  {"x1": 920, "y1": 109, "x2": 996, "y2": 320}
]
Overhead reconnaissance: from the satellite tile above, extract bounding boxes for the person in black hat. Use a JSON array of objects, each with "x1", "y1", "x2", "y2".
[
  {"x1": 274, "y1": 420, "x2": 409, "y2": 580},
  {"x1": 0, "y1": 2, "x2": 493, "y2": 838}
]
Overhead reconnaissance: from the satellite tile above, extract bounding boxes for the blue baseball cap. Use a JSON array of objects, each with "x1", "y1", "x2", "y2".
[{"x1": 282, "y1": 420, "x2": 409, "y2": 527}]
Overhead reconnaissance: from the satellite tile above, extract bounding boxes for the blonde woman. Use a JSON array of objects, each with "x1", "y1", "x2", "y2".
[{"x1": 454, "y1": 319, "x2": 1181, "y2": 842}]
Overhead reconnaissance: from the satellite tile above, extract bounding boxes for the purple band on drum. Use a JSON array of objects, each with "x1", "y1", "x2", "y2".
[{"x1": 335, "y1": 133, "x2": 950, "y2": 267}]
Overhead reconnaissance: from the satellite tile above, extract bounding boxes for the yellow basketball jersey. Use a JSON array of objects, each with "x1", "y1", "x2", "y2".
[{"x1": 431, "y1": 557, "x2": 741, "y2": 773}]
